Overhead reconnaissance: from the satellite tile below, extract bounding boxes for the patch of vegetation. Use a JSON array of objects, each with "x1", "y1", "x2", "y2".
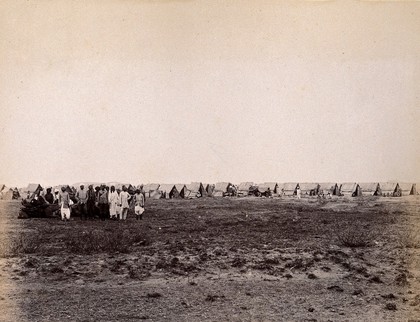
[
  {"x1": 397, "y1": 229, "x2": 420, "y2": 249},
  {"x1": 336, "y1": 226, "x2": 376, "y2": 248},
  {"x1": 1, "y1": 224, "x2": 152, "y2": 257},
  {"x1": 65, "y1": 228, "x2": 151, "y2": 254},
  {"x1": 0, "y1": 234, "x2": 42, "y2": 257}
]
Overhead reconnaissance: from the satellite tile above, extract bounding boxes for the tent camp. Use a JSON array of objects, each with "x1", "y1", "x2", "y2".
[
  {"x1": 398, "y1": 183, "x2": 416, "y2": 196},
  {"x1": 257, "y1": 182, "x2": 278, "y2": 196},
  {"x1": 237, "y1": 182, "x2": 254, "y2": 197},
  {"x1": 213, "y1": 182, "x2": 232, "y2": 197},
  {"x1": 158, "y1": 184, "x2": 179, "y2": 199},
  {"x1": 298, "y1": 183, "x2": 320, "y2": 196},
  {"x1": 359, "y1": 183, "x2": 381, "y2": 196},
  {"x1": 318, "y1": 183, "x2": 339, "y2": 196},
  {"x1": 339, "y1": 183, "x2": 361, "y2": 197},
  {"x1": 175, "y1": 184, "x2": 187, "y2": 198},
  {"x1": 378, "y1": 182, "x2": 401, "y2": 197},
  {"x1": 184, "y1": 182, "x2": 205, "y2": 198},
  {"x1": 281, "y1": 183, "x2": 299, "y2": 196},
  {"x1": 22, "y1": 184, "x2": 43, "y2": 199}
]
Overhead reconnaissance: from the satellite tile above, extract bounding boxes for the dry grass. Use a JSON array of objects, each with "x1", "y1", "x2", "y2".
[
  {"x1": 0, "y1": 223, "x2": 151, "y2": 257},
  {"x1": 0, "y1": 234, "x2": 42, "y2": 257},
  {"x1": 336, "y1": 225, "x2": 377, "y2": 248}
]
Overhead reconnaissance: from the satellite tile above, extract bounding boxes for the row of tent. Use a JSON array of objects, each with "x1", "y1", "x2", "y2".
[
  {"x1": 135, "y1": 182, "x2": 418, "y2": 198},
  {"x1": 1, "y1": 182, "x2": 418, "y2": 201},
  {"x1": 234, "y1": 182, "x2": 418, "y2": 197}
]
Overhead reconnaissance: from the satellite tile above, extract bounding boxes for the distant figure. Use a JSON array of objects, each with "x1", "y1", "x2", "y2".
[
  {"x1": 139, "y1": 185, "x2": 146, "y2": 203},
  {"x1": 105, "y1": 185, "x2": 110, "y2": 218},
  {"x1": 76, "y1": 184, "x2": 88, "y2": 220},
  {"x1": 97, "y1": 185, "x2": 109, "y2": 221},
  {"x1": 134, "y1": 189, "x2": 145, "y2": 220},
  {"x1": 53, "y1": 189, "x2": 60, "y2": 204},
  {"x1": 296, "y1": 187, "x2": 301, "y2": 199},
  {"x1": 59, "y1": 186, "x2": 71, "y2": 221},
  {"x1": 108, "y1": 186, "x2": 119, "y2": 220},
  {"x1": 116, "y1": 188, "x2": 122, "y2": 219},
  {"x1": 44, "y1": 188, "x2": 54, "y2": 204},
  {"x1": 86, "y1": 185, "x2": 96, "y2": 219},
  {"x1": 119, "y1": 185, "x2": 131, "y2": 220}
]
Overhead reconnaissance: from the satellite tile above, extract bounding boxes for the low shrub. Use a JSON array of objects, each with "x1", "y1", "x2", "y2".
[{"x1": 336, "y1": 226, "x2": 376, "y2": 248}]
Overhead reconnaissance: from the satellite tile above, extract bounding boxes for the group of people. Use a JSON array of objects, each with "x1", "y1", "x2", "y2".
[{"x1": 41, "y1": 184, "x2": 145, "y2": 221}]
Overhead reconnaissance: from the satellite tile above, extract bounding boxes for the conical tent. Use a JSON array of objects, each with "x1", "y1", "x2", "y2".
[
  {"x1": 2, "y1": 188, "x2": 20, "y2": 200},
  {"x1": 297, "y1": 183, "x2": 319, "y2": 196},
  {"x1": 359, "y1": 183, "x2": 381, "y2": 196},
  {"x1": 318, "y1": 183, "x2": 338, "y2": 196},
  {"x1": 22, "y1": 184, "x2": 43, "y2": 199},
  {"x1": 398, "y1": 183, "x2": 416, "y2": 196},
  {"x1": 184, "y1": 182, "x2": 205, "y2": 198},
  {"x1": 237, "y1": 182, "x2": 254, "y2": 196},
  {"x1": 281, "y1": 183, "x2": 299, "y2": 196},
  {"x1": 339, "y1": 183, "x2": 361, "y2": 197},
  {"x1": 158, "y1": 184, "x2": 178, "y2": 199},
  {"x1": 213, "y1": 182, "x2": 232, "y2": 197},
  {"x1": 379, "y1": 182, "x2": 400, "y2": 197},
  {"x1": 175, "y1": 184, "x2": 187, "y2": 198},
  {"x1": 143, "y1": 184, "x2": 160, "y2": 198},
  {"x1": 257, "y1": 183, "x2": 278, "y2": 195}
]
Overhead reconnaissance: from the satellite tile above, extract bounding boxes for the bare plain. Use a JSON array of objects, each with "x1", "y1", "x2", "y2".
[{"x1": 0, "y1": 196, "x2": 419, "y2": 321}]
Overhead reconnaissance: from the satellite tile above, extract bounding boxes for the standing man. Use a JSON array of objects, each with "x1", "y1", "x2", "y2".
[
  {"x1": 108, "y1": 186, "x2": 119, "y2": 220},
  {"x1": 116, "y1": 188, "x2": 122, "y2": 220},
  {"x1": 59, "y1": 186, "x2": 71, "y2": 221},
  {"x1": 97, "y1": 184, "x2": 109, "y2": 221},
  {"x1": 76, "y1": 184, "x2": 88, "y2": 220},
  {"x1": 296, "y1": 186, "x2": 302, "y2": 199},
  {"x1": 119, "y1": 185, "x2": 131, "y2": 221},
  {"x1": 86, "y1": 185, "x2": 96, "y2": 220},
  {"x1": 134, "y1": 189, "x2": 145, "y2": 220}
]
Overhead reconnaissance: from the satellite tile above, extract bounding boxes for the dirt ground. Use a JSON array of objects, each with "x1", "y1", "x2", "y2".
[{"x1": 0, "y1": 196, "x2": 419, "y2": 321}]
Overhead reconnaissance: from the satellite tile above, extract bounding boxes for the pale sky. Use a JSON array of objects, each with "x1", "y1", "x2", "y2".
[{"x1": 0, "y1": 0, "x2": 419, "y2": 188}]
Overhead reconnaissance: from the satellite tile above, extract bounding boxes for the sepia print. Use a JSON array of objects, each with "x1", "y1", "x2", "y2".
[{"x1": 0, "y1": 1, "x2": 419, "y2": 321}]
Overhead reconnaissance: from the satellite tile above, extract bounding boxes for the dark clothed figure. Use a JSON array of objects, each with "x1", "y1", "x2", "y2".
[
  {"x1": 44, "y1": 188, "x2": 54, "y2": 204},
  {"x1": 97, "y1": 185, "x2": 108, "y2": 221},
  {"x1": 76, "y1": 185, "x2": 88, "y2": 220},
  {"x1": 87, "y1": 185, "x2": 96, "y2": 219}
]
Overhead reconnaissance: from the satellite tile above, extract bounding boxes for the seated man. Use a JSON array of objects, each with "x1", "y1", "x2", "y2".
[{"x1": 30, "y1": 191, "x2": 46, "y2": 207}]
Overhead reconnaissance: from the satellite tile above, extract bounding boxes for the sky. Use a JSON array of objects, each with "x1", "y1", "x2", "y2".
[{"x1": 0, "y1": 0, "x2": 419, "y2": 188}]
